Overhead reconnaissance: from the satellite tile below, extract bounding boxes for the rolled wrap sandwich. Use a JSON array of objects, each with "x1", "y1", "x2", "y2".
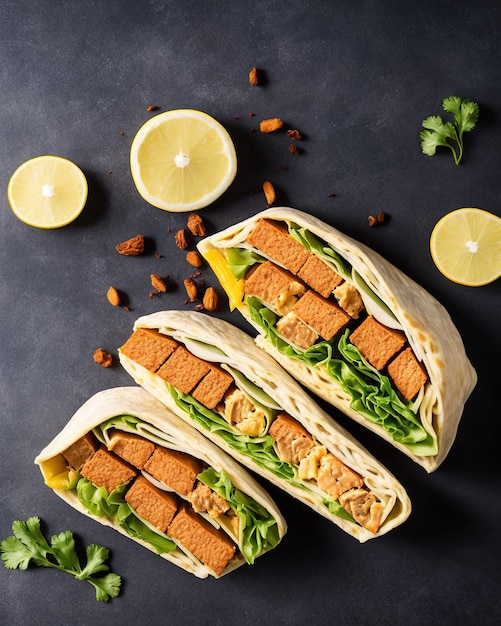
[
  {"x1": 197, "y1": 207, "x2": 477, "y2": 472},
  {"x1": 35, "y1": 386, "x2": 286, "y2": 578},
  {"x1": 118, "y1": 310, "x2": 411, "y2": 542}
]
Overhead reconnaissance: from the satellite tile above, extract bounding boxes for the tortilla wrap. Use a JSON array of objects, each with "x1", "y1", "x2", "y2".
[
  {"x1": 118, "y1": 310, "x2": 411, "y2": 542},
  {"x1": 35, "y1": 386, "x2": 286, "y2": 579},
  {"x1": 197, "y1": 207, "x2": 477, "y2": 472}
]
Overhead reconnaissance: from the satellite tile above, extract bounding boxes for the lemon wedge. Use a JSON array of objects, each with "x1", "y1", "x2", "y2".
[
  {"x1": 430, "y1": 207, "x2": 501, "y2": 286},
  {"x1": 130, "y1": 109, "x2": 237, "y2": 212},
  {"x1": 7, "y1": 155, "x2": 88, "y2": 228}
]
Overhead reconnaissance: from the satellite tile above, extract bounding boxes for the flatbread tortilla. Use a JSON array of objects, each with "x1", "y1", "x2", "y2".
[
  {"x1": 35, "y1": 386, "x2": 286, "y2": 578},
  {"x1": 197, "y1": 207, "x2": 477, "y2": 472},
  {"x1": 118, "y1": 310, "x2": 411, "y2": 542}
]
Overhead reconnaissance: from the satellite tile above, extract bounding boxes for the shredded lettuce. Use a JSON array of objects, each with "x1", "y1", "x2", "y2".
[
  {"x1": 75, "y1": 478, "x2": 177, "y2": 554},
  {"x1": 90, "y1": 415, "x2": 281, "y2": 563},
  {"x1": 286, "y1": 222, "x2": 352, "y2": 279},
  {"x1": 166, "y1": 384, "x2": 356, "y2": 522},
  {"x1": 225, "y1": 246, "x2": 266, "y2": 280},
  {"x1": 247, "y1": 297, "x2": 437, "y2": 456},
  {"x1": 198, "y1": 467, "x2": 281, "y2": 564}
]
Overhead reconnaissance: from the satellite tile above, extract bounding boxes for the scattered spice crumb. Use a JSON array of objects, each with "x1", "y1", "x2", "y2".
[
  {"x1": 186, "y1": 250, "x2": 203, "y2": 268},
  {"x1": 187, "y1": 213, "x2": 206, "y2": 236},
  {"x1": 234, "y1": 114, "x2": 240, "y2": 120},
  {"x1": 93, "y1": 348, "x2": 113, "y2": 368},
  {"x1": 288, "y1": 143, "x2": 300, "y2": 155},
  {"x1": 123, "y1": 305, "x2": 131, "y2": 312},
  {"x1": 287, "y1": 129, "x2": 302, "y2": 140},
  {"x1": 248, "y1": 112, "x2": 256, "y2": 117},
  {"x1": 195, "y1": 304, "x2": 205, "y2": 311},
  {"x1": 107, "y1": 170, "x2": 113, "y2": 175},
  {"x1": 202, "y1": 287, "x2": 218, "y2": 312},
  {"x1": 150, "y1": 273, "x2": 169, "y2": 293},
  {"x1": 116, "y1": 234, "x2": 145, "y2": 256},
  {"x1": 149, "y1": 291, "x2": 160, "y2": 299},
  {"x1": 119, "y1": 130, "x2": 125, "y2": 136},
  {"x1": 175, "y1": 229, "x2": 188, "y2": 249},
  {"x1": 368, "y1": 211, "x2": 386, "y2": 227},
  {"x1": 106, "y1": 286, "x2": 121, "y2": 307},
  {"x1": 328, "y1": 193, "x2": 336, "y2": 198},
  {"x1": 263, "y1": 181, "x2": 276, "y2": 206},
  {"x1": 184, "y1": 278, "x2": 198, "y2": 302},
  {"x1": 248, "y1": 67, "x2": 259, "y2": 86},
  {"x1": 280, "y1": 164, "x2": 288, "y2": 171},
  {"x1": 260, "y1": 118, "x2": 283, "y2": 133},
  {"x1": 155, "y1": 252, "x2": 164, "y2": 259},
  {"x1": 146, "y1": 105, "x2": 159, "y2": 112}
]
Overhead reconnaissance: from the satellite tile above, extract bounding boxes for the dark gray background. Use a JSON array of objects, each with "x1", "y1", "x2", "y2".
[{"x1": 1, "y1": 1, "x2": 500, "y2": 624}]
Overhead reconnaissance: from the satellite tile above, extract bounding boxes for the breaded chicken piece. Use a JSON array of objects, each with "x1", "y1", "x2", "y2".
[
  {"x1": 120, "y1": 328, "x2": 178, "y2": 372},
  {"x1": 298, "y1": 446, "x2": 364, "y2": 500},
  {"x1": 387, "y1": 346, "x2": 428, "y2": 400},
  {"x1": 244, "y1": 261, "x2": 306, "y2": 316},
  {"x1": 268, "y1": 413, "x2": 315, "y2": 464},
  {"x1": 108, "y1": 431, "x2": 155, "y2": 469},
  {"x1": 80, "y1": 447, "x2": 137, "y2": 494},
  {"x1": 125, "y1": 475, "x2": 178, "y2": 532},
  {"x1": 156, "y1": 346, "x2": 211, "y2": 394},
  {"x1": 292, "y1": 290, "x2": 351, "y2": 341},
  {"x1": 297, "y1": 254, "x2": 343, "y2": 297},
  {"x1": 245, "y1": 219, "x2": 310, "y2": 273},
  {"x1": 276, "y1": 311, "x2": 319, "y2": 350},
  {"x1": 191, "y1": 482, "x2": 230, "y2": 519},
  {"x1": 62, "y1": 432, "x2": 99, "y2": 471},
  {"x1": 192, "y1": 366, "x2": 234, "y2": 410},
  {"x1": 338, "y1": 488, "x2": 384, "y2": 534},
  {"x1": 168, "y1": 503, "x2": 236, "y2": 576},
  {"x1": 349, "y1": 316, "x2": 406, "y2": 370},
  {"x1": 144, "y1": 446, "x2": 203, "y2": 497}
]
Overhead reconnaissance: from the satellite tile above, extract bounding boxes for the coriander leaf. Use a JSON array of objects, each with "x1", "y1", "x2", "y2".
[
  {"x1": 0, "y1": 535, "x2": 34, "y2": 570},
  {"x1": 76, "y1": 544, "x2": 110, "y2": 579},
  {"x1": 1, "y1": 518, "x2": 122, "y2": 602},
  {"x1": 50, "y1": 531, "x2": 81, "y2": 572},
  {"x1": 11, "y1": 517, "x2": 52, "y2": 568},
  {"x1": 420, "y1": 96, "x2": 479, "y2": 164},
  {"x1": 457, "y1": 99, "x2": 479, "y2": 134},
  {"x1": 442, "y1": 96, "x2": 462, "y2": 117},
  {"x1": 87, "y1": 572, "x2": 122, "y2": 602}
]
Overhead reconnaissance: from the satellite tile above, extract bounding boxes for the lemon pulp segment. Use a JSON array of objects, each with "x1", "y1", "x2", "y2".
[
  {"x1": 430, "y1": 207, "x2": 501, "y2": 286},
  {"x1": 130, "y1": 109, "x2": 237, "y2": 212},
  {"x1": 7, "y1": 155, "x2": 88, "y2": 229}
]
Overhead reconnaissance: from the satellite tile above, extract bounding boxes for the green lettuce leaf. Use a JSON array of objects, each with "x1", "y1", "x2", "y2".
[
  {"x1": 166, "y1": 384, "x2": 356, "y2": 522},
  {"x1": 198, "y1": 467, "x2": 281, "y2": 564},
  {"x1": 75, "y1": 478, "x2": 176, "y2": 555},
  {"x1": 246, "y1": 296, "x2": 437, "y2": 456},
  {"x1": 286, "y1": 222, "x2": 352, "y2": 279},
  {"x1": 225, "y1": 246, "x2": 266, "y2": 280}
]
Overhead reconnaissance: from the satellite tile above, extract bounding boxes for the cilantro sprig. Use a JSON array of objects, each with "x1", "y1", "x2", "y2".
[
  {"x1": 420, "y1": 96, "x2": 479, "y2": 164},
  {"x1": 1, "y1": 517, "x2": 121, "y2": 601}
]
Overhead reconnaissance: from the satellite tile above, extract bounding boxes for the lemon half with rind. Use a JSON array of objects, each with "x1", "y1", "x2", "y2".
[
  {"x1": 7, "y1": 155, "x2": 88, "y2": 229},
  {"x1": 130, "y1": 109, "x2": 237, "y2": 212},
  {"x1": 430, "y1": 207, "x2": 501, "y2": 286}
]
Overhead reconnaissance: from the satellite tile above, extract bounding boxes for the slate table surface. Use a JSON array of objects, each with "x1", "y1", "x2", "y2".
[{"x1": 1, "y1": 1, "x2": 500, "y2": 624}]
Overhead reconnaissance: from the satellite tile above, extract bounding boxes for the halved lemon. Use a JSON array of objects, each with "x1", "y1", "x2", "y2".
[
  {"x1": 430, "y1": 207, "x2": 501, "y2": 286},
  {"x1": 130, "y1": 109, "x2": 237, "y2": 212},
  {"x1": 7, "y1": 155, "x2": 88, "y2": 229}
]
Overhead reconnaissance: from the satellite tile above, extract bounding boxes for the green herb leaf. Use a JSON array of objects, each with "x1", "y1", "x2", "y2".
[
  {"x1": 420, "y1": 96, "x2": 479, "y2": 164},
  {"x1": 87, "y1": 572, "x2": 122, "y2": 602},
  {"x1": 0, "y1": 517, "x2": 121, "y2": 602}
]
